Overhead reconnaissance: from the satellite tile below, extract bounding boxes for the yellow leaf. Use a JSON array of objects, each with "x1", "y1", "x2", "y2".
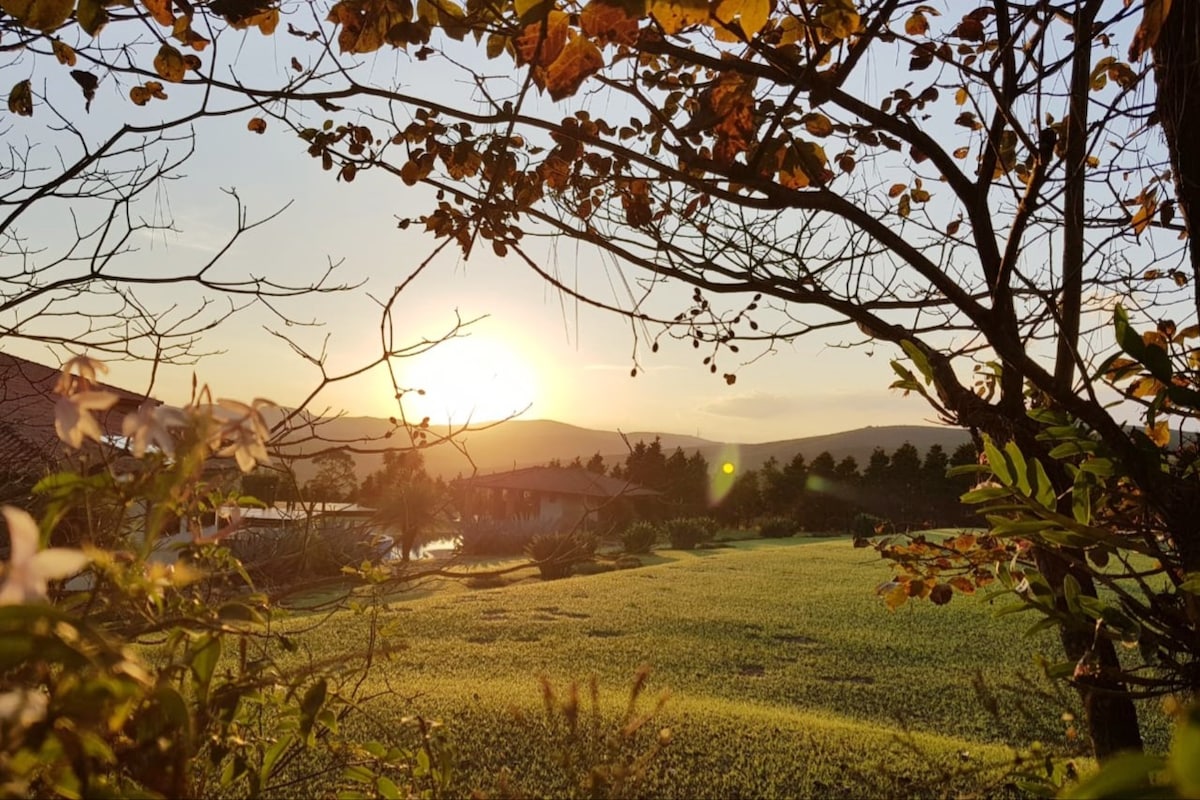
[
  {"x1": 881, "y1": 581, "x2": 908, "y2": 611},
  {"x1": 153, "y1": 43, "x2": 187, "y2": 82},
  {"x1": 0, "y1": 0, "x2": 73, "y2": 31},
  {"x1": 1130, "y1": 376, "x2": 1164, "y2": 398},
  {"x1": 647, "y1": 0, "x2": 707, "y2": 34},
  {"x1": 904, "y1": 12, "x2": 927, "y2": 36},
  {"x1": 803, "y1": 113, "x2": 833, "y2": 137},
  {"x1": 954, "y1": 86, "x2": 968, "y2": 105},
  {"x1": 1147, "y1": 420, "x2": 1170, "y2": 447},
  {"x1": 1131, "y1": 189, "x2": 1157, "y2": 237},
  {"x1": 713, "y1": 0, "x2": 768, "y2": 38},
  {"x1": 817, "y1": 0, "x2": 860, "y2": 40}
]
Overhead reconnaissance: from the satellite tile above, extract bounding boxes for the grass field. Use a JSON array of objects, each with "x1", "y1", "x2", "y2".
[{"x1": 271, "y1": 538, "x2": 1161, "y2": 798}]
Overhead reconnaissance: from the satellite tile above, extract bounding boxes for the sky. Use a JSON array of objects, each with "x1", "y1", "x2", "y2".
[{"x1": 3, "y1": 15, "x2": 971, "y2": 444}]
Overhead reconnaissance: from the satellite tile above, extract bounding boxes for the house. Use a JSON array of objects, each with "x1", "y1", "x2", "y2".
[
  {"x1": 0, "y1": 351, "x2": 154, "y2": 487},
  {"x1": 454, "y1": 466, "x2": 658, "y2": 531}
]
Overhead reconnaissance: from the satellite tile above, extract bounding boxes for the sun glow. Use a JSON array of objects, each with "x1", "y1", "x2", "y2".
[{"x1": 400, "y1": 335, "x2": 539, "y2": 425}]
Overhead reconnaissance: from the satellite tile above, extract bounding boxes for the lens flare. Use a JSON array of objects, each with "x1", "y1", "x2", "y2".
[{"x1": 707, "y1": 444, "x2": 741, "y2": 506}]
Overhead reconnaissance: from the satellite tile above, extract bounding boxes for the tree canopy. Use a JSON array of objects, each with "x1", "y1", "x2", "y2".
[{"x1": 6, "y1": 0, "x2": 1200, "y2": 764}]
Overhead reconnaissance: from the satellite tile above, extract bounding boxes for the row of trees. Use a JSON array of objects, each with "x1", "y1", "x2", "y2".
[{"x1": 553, "y1": 437, "x2": 981, "y2": 531}]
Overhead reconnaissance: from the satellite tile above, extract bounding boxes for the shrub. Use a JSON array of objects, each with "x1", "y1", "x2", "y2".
[
  {"x1": 621, "y1": 521, "x2": 660, "y2": 554},
  {"x1": 663, "y1": 517, "x2": 709, "y2": 550},
  {"x1": 457, "y1": 518, "x2": 556, "y2": 557},
  {"x1": 757, "y1": 516, "x2": 797, "y2": 539},
  {"x1": 851, "y1": 512, "x2": 888, "y2": 539},
  {"x1": 526, "y1": 531, "x2": 597, "y2": 579},
  {"x1": 571, "y1": 560, "x2": 616, "y2": 576}
]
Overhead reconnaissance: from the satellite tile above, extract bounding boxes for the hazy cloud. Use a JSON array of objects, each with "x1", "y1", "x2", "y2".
[{"x1": 702, "y1": 392, "x2": 796, "y2": 419}]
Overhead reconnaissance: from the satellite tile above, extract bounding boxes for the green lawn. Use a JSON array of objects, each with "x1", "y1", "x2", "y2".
[{"x1": 270, "y1": 538, "x2": 1154, "y2": 798}]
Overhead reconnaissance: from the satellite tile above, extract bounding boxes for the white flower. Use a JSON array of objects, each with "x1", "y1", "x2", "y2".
[
  {"x1": 212, "y1": 398, "x2": 274, "y2": 473},
  {"x1": 52, "y1": 354, "x2": 108, "y2": 395},
  {"x1": 54, "y1": 390, "x2": 119, "y2": 449},
  {"x1": 122, "y1": 402, "x2": 186, "y2": 458},
  {"x1": 0, "y1": 507, "x2": 89, "y2": 605}
]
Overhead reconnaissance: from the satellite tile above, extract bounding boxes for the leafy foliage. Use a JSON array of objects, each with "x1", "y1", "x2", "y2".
[
  {"x1": 526, "y1": 531, "x2": 597, "y2": 579},
  {"x1": 756, "y1": 515, "x2": 796, "y2": 539},
  {"x1": 620, "y1": 520, "x2": 660, "y2": 554}
]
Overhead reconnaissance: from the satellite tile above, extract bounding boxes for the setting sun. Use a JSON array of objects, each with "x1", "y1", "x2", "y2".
[{"x1": 399, "y1": 335, "x2": 539, "y2": 425}]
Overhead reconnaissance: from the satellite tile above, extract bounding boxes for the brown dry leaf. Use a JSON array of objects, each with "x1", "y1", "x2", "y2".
[
  {"x1": 153, "y1": 44, "x2": 187, "y2": 82},
  {"x1": 1131, "y1": 188, "x2": 1158, "y2": 237},
  {"x1": 949, "y1": 576, "x2": 976, "y2": 595},
  {"x1": 580, "y1": 0, "x2": 641, "y2": 45},
  {"x1": 7, "y1": 80, "x2": 33, "y2": 116},
  {"x1": 929, "y1": 583, "x2": 953, "y2": 605},
  {"x1": 247, "y1": 117, "x2": 267, "y2": 134},
  {"x1": 52, "y1": 40, "x2": 76, "y2": 66},
  {"x1": 516, "y1": 10, "x2": 569, "y2": 66},
  {"x1": 803, "y1": 113, "x2": 834, "y2": 137},
  {"x1": 544, "y1": 34, "x2": 604, "y2": 101},
  {"x1": 142, "y1": 0, "x2": 174, "y2": 25},
  {"x1": 904, "y1": 11, "x2": 928, "y2": 36},
  {"x1": 0, "y1": 0, "x2": 74, "y2": 31}
]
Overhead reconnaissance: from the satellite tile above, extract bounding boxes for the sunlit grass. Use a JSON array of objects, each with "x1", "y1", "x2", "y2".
[{"x1": 269, "y1": 538, "x2": 1159, "y2": 797}]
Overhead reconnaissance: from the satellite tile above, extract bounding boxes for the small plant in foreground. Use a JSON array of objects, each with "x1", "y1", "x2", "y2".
[{"x1": 662, "y1": 518, "x2": 710, "y2": 550}]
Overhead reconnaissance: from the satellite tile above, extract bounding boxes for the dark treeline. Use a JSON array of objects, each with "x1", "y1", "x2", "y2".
[{"x1": 551, "y1": 438, "x2": 981, "y2": 533}]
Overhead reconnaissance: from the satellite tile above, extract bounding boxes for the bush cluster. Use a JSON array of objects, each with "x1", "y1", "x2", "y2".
[
  {"x1": 851, "y1": 512, "x2": 888, "y2": 539},
  {"x1": 621, "y1": 521, "x2": 660, "y2": 554},
  {"x1": 457, "y1": 518, "x2": 558, "y2": 556},
  {"x1": 662, "y1": 517, "x2": 717, "y2": 550},
  {"x1": 526, "y1": 531, "x2": 597, "y2": 579},
  {"x1": 756, "y1": 516, "x2": 797, "y2": 539}
]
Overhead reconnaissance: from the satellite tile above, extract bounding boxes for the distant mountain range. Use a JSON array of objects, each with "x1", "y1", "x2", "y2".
[{"x1": 274, "y1": 414, "x2": 972, "y2": 482}]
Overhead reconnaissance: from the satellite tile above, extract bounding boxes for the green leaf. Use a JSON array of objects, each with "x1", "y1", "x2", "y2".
[
  {"x1": 299, "y1": 678, "x2": 328, "y2": 739},
  {"x1": 1061, "y1": 752, "x2": 1165, "y2": 798},
  {"x1": 900, "y1": 340, "x2": 933, "y2": 384},
  {"x1": 261, "y1": 734, "x2": 294, "y2": 783},
  {"x1": 1005, "y1": 442, "x2": 1031, "y2": 497},
  {"x1": 1063, "y1": 574, "x2": 1081, "y2": 614},
  {"x1": 376, "y1": 776, "x2": 402, "y2": 800},
  {"x1": 960, "y1": 485, "x2": 1011, "y2": 504},
  {"x1": 1049, "y1": 440, "x2": 1098, "y2": 459},
  {"x1": 1170, "y1": 706, "x2": 1200, "y2": 797},
  {"x1": 1180, "y1": 573, "x2": 1200, "y2": 594},
  {"x1": 190, "y1": 634, "x2": 221, "y2": 693},
  {"x1": 76, "y1": 0, "x2": 108, "y2": 35},
  {"x1": 982, "y1": 436, "x2": 1013, "y2": 486},
  {"x1": 1032, "y1": 457, "x2": 1055, "y2": 509}
]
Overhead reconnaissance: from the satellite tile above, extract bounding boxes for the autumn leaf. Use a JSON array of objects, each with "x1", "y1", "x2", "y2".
[
  {"x1": 1147, "y1": 420, "x2": 1170, "y2": 447},
  {"x1": 76, "y1": 0, "x2": 107, "y2": 34},
  {"x1": 248, "y1": 117, "x2": 268, "y2": 134},
  {"x1": 647, "y1": 0, "x2": 707, "y2": 35},
  {"x1": 0, "y1": 0, "x2": 74, "y2": 31},
  {"x1": 52, "y1": 40, "x2": 76, "y2": 66},
  {"x1": 154, "y1": 44, "x2": 187, "y2": 82},
  {"x1": 904, "y1": 11, "x2": 928, "y2": 36},
  {"x1": 70, "y1": 70, "x2": 99, "y2": 112},
  {"x1": 803, "y1": 113, "x2": 834, "y2": 137},
  {"x1": 7, "y1": 80, "x2": 33, "y2": 117},
  {"x1": 929, "y1": 583, "x2": 953, "y2": 605},
  {"x1": 1131, "y1": 188, "x2": 1158, "y2": 237},
  {"x1": 817, "y1": 0, "x2": 860, "y2": 40},
  {"x1": 712, "y1": 0, "x2": 769, "y2": 39},
  {"x1": 142, "y1": 0, "x2": 174, "y2": 26},
  {"x1": 130, "y1": 81, "x2": 167, "y2": 106},
  {"x1": 516, "y1": 10, "x2": 569, "y2": 66},
  {"x1": 544, "y1": 34, "x2": 605, "y2": 101},
  {"x1": 328, "y1": 0, "x2": 409, "y2": 54},
  {"x1": 949, "y1": 576, "x2": 976, "y2": 595},
  {"x1": 581, "y1": 0, "x2": 641, "y2": 45},
  {"x1": 879, "y1": 580, "x2": 908, "y2": 611}
]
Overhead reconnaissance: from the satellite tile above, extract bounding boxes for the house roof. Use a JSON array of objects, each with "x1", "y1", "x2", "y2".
[
  {"x1": 455, "y1": 466, "x2": 658, "y2": 498},
  {"x1": 0, "y1": 351, "x2": 155, "y2": 477}
]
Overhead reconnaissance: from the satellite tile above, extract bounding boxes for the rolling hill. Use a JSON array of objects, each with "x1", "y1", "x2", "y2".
[{"x1": 272, "y1": 413, "x2": 972, "y2": 482}]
